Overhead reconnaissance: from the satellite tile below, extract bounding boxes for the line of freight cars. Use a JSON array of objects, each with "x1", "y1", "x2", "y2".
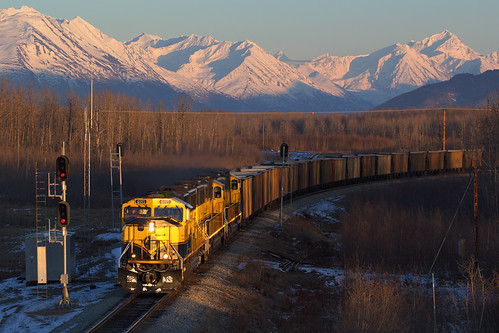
[
  {"x1": 118, "y1": 149, "x2": 480, "y2": 293},
  {"x1": 232, "y1": 149, "x2": 481, "y2": 222}
]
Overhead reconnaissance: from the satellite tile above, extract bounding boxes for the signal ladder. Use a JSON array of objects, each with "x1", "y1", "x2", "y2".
[
  {"x1": 35, "y1": 168, "x2": 62, "y2": 301},
  {"x1": 110, "y1": 144, "x2": 123, "y2": 229},
  {"x1": 35, "y1": 169, "x2": 48, "y2": 301}
]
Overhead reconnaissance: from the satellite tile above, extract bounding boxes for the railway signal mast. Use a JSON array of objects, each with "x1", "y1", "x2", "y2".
[
  {"x1": 56, "y1": 154, "x2": 71, "y2": 306},
  {"x1": 110, "y1": 143, "x2": 124, "y2": 229},
  {"x1": 280, "y1": 143, "x2": 289, "y2": 227}
]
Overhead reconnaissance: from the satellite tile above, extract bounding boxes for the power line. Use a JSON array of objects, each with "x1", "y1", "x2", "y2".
[{"x1": 429, "y1": 174, "x2": 474, "y2": 273}]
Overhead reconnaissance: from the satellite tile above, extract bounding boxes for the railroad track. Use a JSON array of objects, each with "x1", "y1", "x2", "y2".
[
  {"x1": 261, "y1": 250, "x2": 303, "y2": 271},
  {"x1": 86, "y1": 290, "x2": 179, "y2": 333},
  {"x1": 86, "y1": 263, "x2": 209, "y2": 333}
]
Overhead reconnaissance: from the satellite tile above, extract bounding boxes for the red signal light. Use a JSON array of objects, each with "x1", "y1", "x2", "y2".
[
  {"x1": 56, "y1": 155, "x2": 69, "y2": 181},
  {"x1": 57, "y1": 201, "x2": 70, "y2": 227}
]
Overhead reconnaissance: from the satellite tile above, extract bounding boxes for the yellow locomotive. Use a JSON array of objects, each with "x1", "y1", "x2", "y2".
[{"x1": 118, "y1": 174, "x2": 241, "y2": 293}]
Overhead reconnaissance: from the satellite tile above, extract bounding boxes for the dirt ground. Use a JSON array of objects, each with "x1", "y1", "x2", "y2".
[{"x1": 137, "y1": 183, "x2": 387, "y2": 332}]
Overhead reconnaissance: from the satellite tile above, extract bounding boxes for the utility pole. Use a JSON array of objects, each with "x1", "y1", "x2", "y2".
[
  {"x1": 262, "y1": 122, "x2": 265, "y2": 151},
  {"x1": 442, "y1": 109, "x2": 446, "y2": 150},
  {"x1": 83, "y1": 80, "x2": 94, "y2": 286},
  {"x1": 84, "y1": 80, "x2": 93, "y2": 228},
  {"x1": 473, "y1": 166, "x2": 478, "y2": 263},
  {"x1": 279, "y1": 143, "x2": 288, "y2": 228}
]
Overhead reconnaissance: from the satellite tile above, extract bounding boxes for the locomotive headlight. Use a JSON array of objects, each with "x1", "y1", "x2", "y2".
[{"x1": 149, "y1": 222, "x2": 155, "y2": 232}]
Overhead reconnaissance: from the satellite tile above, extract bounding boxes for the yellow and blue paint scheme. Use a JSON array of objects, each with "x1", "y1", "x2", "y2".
[{"x1": 118, "y1": 177, "x2": 241, "y2": 293}]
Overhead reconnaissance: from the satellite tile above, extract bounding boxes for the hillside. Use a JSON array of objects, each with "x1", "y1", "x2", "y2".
[{"x1": 374, "y1": 70, "x2": 499, "y2": 109}]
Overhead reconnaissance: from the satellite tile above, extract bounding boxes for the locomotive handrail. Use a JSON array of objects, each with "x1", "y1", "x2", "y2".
[
  {"x1": 204, "y1": 211, "x2": 223, "y2": 225},
  {"x1": 224, "y1": 202, "x2": 240, "y2": 223},
  {"x1": 196, "y1": 222, "x2": 209, "y2": 240},
  {"x1": 203, "y1": 211, "x2": 226, "y2": 240},
  {"x1": 168, "y1": 242, "x2": 184, "y2": 280},
  {"x1": 118, "y1": 242, "x2": 131, "y2": 269}
]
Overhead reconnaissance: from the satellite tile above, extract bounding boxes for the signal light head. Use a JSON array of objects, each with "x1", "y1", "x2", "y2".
[
  {"x1": 56, "y1": 155, "x2": 69, "y2": 181},
  {"x1": 57, "y1": 201, "x2": 70, "y2": 227}
]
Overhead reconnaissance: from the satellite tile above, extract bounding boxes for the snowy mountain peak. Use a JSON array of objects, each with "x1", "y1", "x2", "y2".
[
  {"x1": 409, "y1": 30, "x2": 480, "y2": 59},
  {"x1": 1, "y1": 5, "x2": 40, "y2": 16},
  {"x1": 173, "y1": 34, "x2": 219, "y2": 49},
  {"x1": 126, "y1": 32, "x2": 163, "y2": 48},
  {"x1": 430, "y1": 29, "x2": 455, "y2": 40},
  {"x1": 274, "y1": 50, "x2": 290, "y2": 61},
  {"x1": 129, "y1": 33, "x2": 219, "y2": 51},
  {"x1": 68, "y1": 15, "x2": 92, "y2": 27},
  {"x1": 65, "y1": 15, "x2": 109, "y2": 40},
  {"x1": 313, "y1": 54, "x2": 331, "y2": 61},
  {"x1": 0, "y1": 6, "x2": 45, "y2": 25}
]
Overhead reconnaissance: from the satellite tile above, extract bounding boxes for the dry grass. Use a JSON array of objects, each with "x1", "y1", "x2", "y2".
[
  {"x1": 341, "y1": 175, "x2": 499, "y2": 275},
  {"x1": 339, "y1": 176, "x2": 499, "y2": 331},
  {"x1": 340, "y1": 270, "x2": 433, "y2": 332},
  {"x1": 446, "y1": 258, "x2": 499, "y2": 332},
  {"x1": 230, "y1": 261, "x2": 338, "y2": 332}
]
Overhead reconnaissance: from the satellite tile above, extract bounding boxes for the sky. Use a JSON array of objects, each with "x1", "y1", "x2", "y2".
[{"x1": 1, "y1": 0, "x2": 498, "y2": 60}]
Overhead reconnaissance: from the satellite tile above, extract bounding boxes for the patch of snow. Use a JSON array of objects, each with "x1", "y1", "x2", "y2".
[
  {"x1": 0, "y1": 233, "x2": 123, "y2": 332},
  {"x1": 0, "y1": 277, "x2": 117, "y2": 332},
  {"x1": 294, "y1": 196, "x2": 343, "y2": 223},
  {"x1": 94, "y1": 232, "x2": 121, "y2": 242},
  {"x1": 299, "y1": 265, "x2": 344, "y2": 287}
]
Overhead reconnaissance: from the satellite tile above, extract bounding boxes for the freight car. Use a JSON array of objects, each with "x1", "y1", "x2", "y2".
[{"x1": 118, "y1": 149, "x2": 479, "y2": 293}]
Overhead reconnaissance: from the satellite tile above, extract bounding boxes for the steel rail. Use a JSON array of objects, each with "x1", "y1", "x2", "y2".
[{"x1": 86, "y1": 292, "x2": 161, "y2": 333}]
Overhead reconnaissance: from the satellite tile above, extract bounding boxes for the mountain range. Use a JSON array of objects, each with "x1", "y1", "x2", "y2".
[{"x1": 0, "y1": 6, "x2": 498, "y2": 111}]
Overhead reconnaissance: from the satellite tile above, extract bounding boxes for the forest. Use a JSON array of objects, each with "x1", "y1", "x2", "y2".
[{"x1": 0, "y1": 77, "x2": 497, "y2": 206}]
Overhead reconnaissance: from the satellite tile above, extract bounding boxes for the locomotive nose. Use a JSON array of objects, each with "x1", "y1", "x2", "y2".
[{"x1": 143, "y1": 271, "x2": 157, "y2": 284}]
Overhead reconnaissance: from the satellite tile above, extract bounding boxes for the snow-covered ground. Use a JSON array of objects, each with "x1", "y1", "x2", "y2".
[
  {"x1": 0, "y1": 277, "x2": 117, "y2": 332},
  {"x1": 0, "y1": 233, "x2": 122, "y2": 333},
  {"x1": 294, "y1": 195, "x2": 343, "y2": 224}
]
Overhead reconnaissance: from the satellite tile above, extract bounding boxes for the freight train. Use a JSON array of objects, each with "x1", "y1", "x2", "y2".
[{"x1": 118, "y1": 149, "x2": 481, "y2": 293}]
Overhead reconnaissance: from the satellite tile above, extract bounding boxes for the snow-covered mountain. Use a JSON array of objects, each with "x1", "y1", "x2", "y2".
[
  {"x1": 0, "y1": 6, "x2": 497, "y2": 111},
  {"x1": 125, "y1": 32, "x2": 364, "y2": 110},
  {"x1": 0, "y1": 6, "x2": 364, "y2": 111},
  {"x1": 0, "y1": 6, "x2": 234, "y2": 107},
  {"x1": 289, "y1": 30, "x2": 499, "y2": 106}
]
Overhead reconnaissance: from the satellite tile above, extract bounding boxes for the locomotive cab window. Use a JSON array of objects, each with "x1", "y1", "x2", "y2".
[
  {"x1": 124, "y1": 207, "x2": 151, "y2": 222},
  {"x1": 231, "y1": 179, "x2": 238, "y2": 190},
  {"x1": 154, "y1": 207, "x2": 183, "y2": 222},
  {"x1": 214, "y1": 186, "x2": 222, "y2": 198}
]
